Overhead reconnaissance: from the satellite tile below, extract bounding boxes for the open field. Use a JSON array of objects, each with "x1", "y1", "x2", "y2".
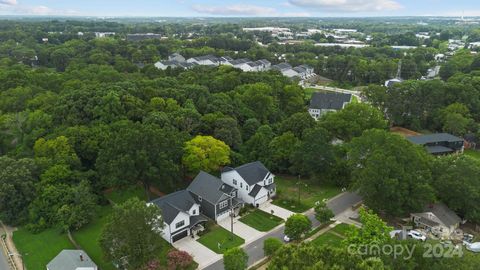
[{"x1": 272, "y1": 176, "x2": 341, "y2": 213}]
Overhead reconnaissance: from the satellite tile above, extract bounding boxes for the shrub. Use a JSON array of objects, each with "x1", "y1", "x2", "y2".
[
  {"x1": 285, "y1": 214, "x2": 311, "y2": 240},
  {"x1": 263, "y1": 238, "x2": 283, "y2": 257},
  {"x1": 224, "y1": 247, "x2": 248, "y2": 270},
  {"x1": 167, "y1": 250, "x2": 194, "y2": 270},
  {"x1": 314, "y1": 201, "x2": 334, "y2": 223}
]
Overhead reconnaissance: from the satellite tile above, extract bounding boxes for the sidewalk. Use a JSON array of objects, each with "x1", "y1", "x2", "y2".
[{"x1": 0, "y1": 221, "x2": 23, "y2": 270}]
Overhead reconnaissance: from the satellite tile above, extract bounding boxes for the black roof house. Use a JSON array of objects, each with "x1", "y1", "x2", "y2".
[
  {"x1": 187, "y1": 171, "x2": 235, "y2": 204},
  {"x1": 309, "y1": 92, "x2": 352, "y2": 111},
  {"x1": 407, "y1": 133, "x2": 464, "y2": 155},
  {"x1": 150, "y1": 190, "x2": 198, "y2": 224}
]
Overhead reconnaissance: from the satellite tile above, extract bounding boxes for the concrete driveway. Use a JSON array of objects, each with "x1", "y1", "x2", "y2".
[
  {"x1": 173, "y1": 237, "x2": 221, "y2": 269},
  {"x1": 218, "y1": 217, "x2": 263, "y2": 244},
  {"x1": 259, "y1": 202, "x2": 295, "y2": 220}
]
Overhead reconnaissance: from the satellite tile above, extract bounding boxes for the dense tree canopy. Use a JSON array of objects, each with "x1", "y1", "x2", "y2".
[{"x1": 347, "y1": 129, "x2": 434, "y2": 216}]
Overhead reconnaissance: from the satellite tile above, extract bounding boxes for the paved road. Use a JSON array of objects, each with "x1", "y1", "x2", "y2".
[
  {"x1": 0, "y1": 248, "x2": 10, "y2": 270},
  {"x1": 203, "y1": 192, "x2": 362, "y2": 270},
  {"x1": 327, "y1": 192, "x2": 362, "y2": 216}
]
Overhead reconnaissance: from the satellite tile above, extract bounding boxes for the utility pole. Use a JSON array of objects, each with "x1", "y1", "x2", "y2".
[
  {"x1": 297, "y1": 175, "x2": 301, "y2": 203},
  {"x1": 229, "y1": 194, "x2": 234, "y2": 240}
]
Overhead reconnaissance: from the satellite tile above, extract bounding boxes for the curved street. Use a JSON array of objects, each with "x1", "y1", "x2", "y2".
[
  {"x1": 204, "y1": 192, "x2": 362, "y2": 270},
  {"x1": 0, "y1": 251, "x2": 9, "y2": 270}
]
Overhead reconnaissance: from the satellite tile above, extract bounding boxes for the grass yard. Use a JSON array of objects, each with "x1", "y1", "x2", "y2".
[
  {"x1": 197, "y1": 225, "x2": 245, "y2": 254},
  {"x1": 13, "y1": 227, "x2": 74, "y2": 270},
  {"x1": 72, "y1": 206, "x2": 116, "y2": 270},
  {"x1": 239, "y1": 209, "x2": 283, "y2": 231},
  {"x1": 72, "y1": 205, "x2": 173, "y2": 269},
  {"x1": 465, "y1": 149, "x2": 480, "y2": 161},
  {"x1": 105, "y1": 185, "x2": 149, "y2": 204},
  {"x1": 330, "y1": 223, "x2": 353, "y2": 236},
  {"x1": 304, "y1": 88, "x2": 317, "y2": 99},
  {"x1": 272, "y1": 176, "x2": 341, "y2": 213},
  {"x1": 311, "y1": 231, "x2": 344, "y2": 247}
]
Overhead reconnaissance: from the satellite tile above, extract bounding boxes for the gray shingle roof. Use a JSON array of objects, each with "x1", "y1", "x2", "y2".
[
  {"x1": 248, "y1": 184, "x2": 263, "y2": 197},
  {"x1": 407, "y1": 133, "x2": 463, "y2": 145},
  {"x1": 272, "y1": 63, "x2": 292, "y2": 71},
  {"x1": 230, "y1": 58, "x2": 251, "y2": 66},
  {"x1": 419, "y1": 203, "x2": 461, "y2": 228},
  {"x1": 187, "y1": 171, "x2": 234, "y2": 204},
  {"x1": 234, "y1": 161, "x2": 270, "y2": 186},
  {"x1": 309, "y1": 92, "x2": 352, "y2": 110},
  {"x1": 47, "y1": 250, "x2": 97, "y2": 270},
  {"x1": 150, "y1": 190, "x2": 196, "y2": 224}
]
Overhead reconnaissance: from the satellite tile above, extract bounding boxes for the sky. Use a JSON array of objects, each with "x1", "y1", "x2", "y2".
[{"x1": 0, "y1": 0, "x2": 478, "y2": 17}]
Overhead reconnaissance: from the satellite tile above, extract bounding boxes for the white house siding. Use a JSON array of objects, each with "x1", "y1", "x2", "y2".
[
  {"x1": 216, "y1": 210, "x2": 231, "y2": 221},
  {"x1": 253, "y1": 187, "x2": 269, "y2": 205},
  {"x1": 221, "y1": 171, "x2": 253, "y2": 204},
  {"x1": 154, "y1": 62, "x2": 168, "y2": 70},
  {"x1": 282, "y1": 69, "x2": 299, "y2": 78}
]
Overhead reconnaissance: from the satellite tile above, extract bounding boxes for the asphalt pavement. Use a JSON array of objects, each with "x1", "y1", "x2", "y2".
[
  {"x1": 203, "y1": 192, "x2": 362, "y2": 270},
  {"x1": 0, "y1": 249, "x2": 10, "y2": 270}
]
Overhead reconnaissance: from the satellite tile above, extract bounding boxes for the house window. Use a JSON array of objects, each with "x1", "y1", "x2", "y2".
[
  {"x1": 240, "y1": 183, "x2": 243, "y2": 188},
  {"x1": 198, "y1": 196, "x2": 202, "y2": 202},
  {"x1": 175, "y1": 220, "x2": 185, "y2": 229},
  {"x1": 246, "y1": 186, "x2": 249, "y2": 191},
  {"x1": 192, "y1": 209, "x2": 196, "y2": 215},
  {"x1": 233, "y1": 179, "x2": 237, "y2": 185},
  {"x1": 219, "y1": 200, "x2": 228, "y2": 209}
]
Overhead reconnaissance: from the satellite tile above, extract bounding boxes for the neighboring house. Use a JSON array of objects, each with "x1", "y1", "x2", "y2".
[
  {"x1": 221, "y1": 161, "x2": 276, "y2": 207},
  {"x1": 186, "y1": 55, "x2": 220, "y2": 66},
  {"x1": 168, "y1": 53, "x2": 186, "y2": 63},
  {"x1": 411, "y1": 203, "x2": 461, "y2": 238},
  {"x1": 272, "y1": 63, "x2": 298, "y2": 78},
  {"x1": 406, "y1": 133, "x2": 464, "y2": 155},
  {"x1": 187, "y1": 171, "x2": 243, "y2": 222},
  {"x1": 149, "y1": 190, "x2": 207, "y2": 243},
  {"x1": 154, "y1": 60, "x2": 178, "y2": 70},
  {"x1": 228, "y1": 58, "x2": 253, "y2": 71},
  {"x1": 293, "y1": 64, "x2": 314, "y2": 79},
  {"x1": 47, "y1": 250, "x2": 97, "y2": 270},
  {"x1": 308, "y1": 92, "x2": 352, "y2": 120},
  {"x1": 154, "y1": 60, "x2": 197, "y2": 70}
]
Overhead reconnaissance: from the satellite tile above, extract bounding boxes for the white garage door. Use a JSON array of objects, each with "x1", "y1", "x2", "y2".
[{"x1": 216, "y1": 210, "x2": 230, "y2": 222}]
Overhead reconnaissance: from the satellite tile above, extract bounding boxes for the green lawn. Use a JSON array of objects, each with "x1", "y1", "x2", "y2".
[
  {"x1": 72, "y1": 206, "x2": 116, "y2": 270},
  {"x1": 272, "y1": 176, "x2": 342, "y2": 213},
  {"x1": 311, "y1": 231, "x2": 344, "y2": 247},
  {"x1": 72, "y1": 205, "x2": 172, "y2": 269},
  {"x1": 197, "y1": 225, "x2": 245, "y2": 254},
  {"x1": 465, "y1": 149, "x2": 480, "y2": 161},
  {"x1": 13, "y1": 227, "x2": 74, "y2": 270},
  {"x1": 330, "y1": 223, "x2": 353, "y2": 236},
  {"x1": 304, "y1": 88, "x2": 317, "y2": 99},
  {"x1": 239, "y1": 209, "x2": 284, "y2": 231},
  {"x1": 105, "y1": 185, "x2": 149, "y2": 204}
]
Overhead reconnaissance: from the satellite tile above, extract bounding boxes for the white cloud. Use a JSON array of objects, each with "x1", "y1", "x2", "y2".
[
  {"x1": 192, "y1": 4, "x2": 277, "y2": 16},
  {"x1": 0, "y1": 0, "x2": 17, "y2": 6},
  {"x1": 289, "y1": 0, "x2": 402, "y2": 12}
]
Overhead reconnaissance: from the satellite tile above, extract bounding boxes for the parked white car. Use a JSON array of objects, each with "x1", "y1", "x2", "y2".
[
  {"x1": 466, "y1": 242, "x2": 480, "y2": 252},
  {"x1": 408, "y1": 230, "x2": 427, "y2": 241}
]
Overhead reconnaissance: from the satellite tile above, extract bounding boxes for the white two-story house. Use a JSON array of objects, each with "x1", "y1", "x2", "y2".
[
  {"x1": 149, "y1": 190, "x2": 207, "y2": 243},
  {"x1": 221, "y1": 161, "x2": 276, "y2": 207}
]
